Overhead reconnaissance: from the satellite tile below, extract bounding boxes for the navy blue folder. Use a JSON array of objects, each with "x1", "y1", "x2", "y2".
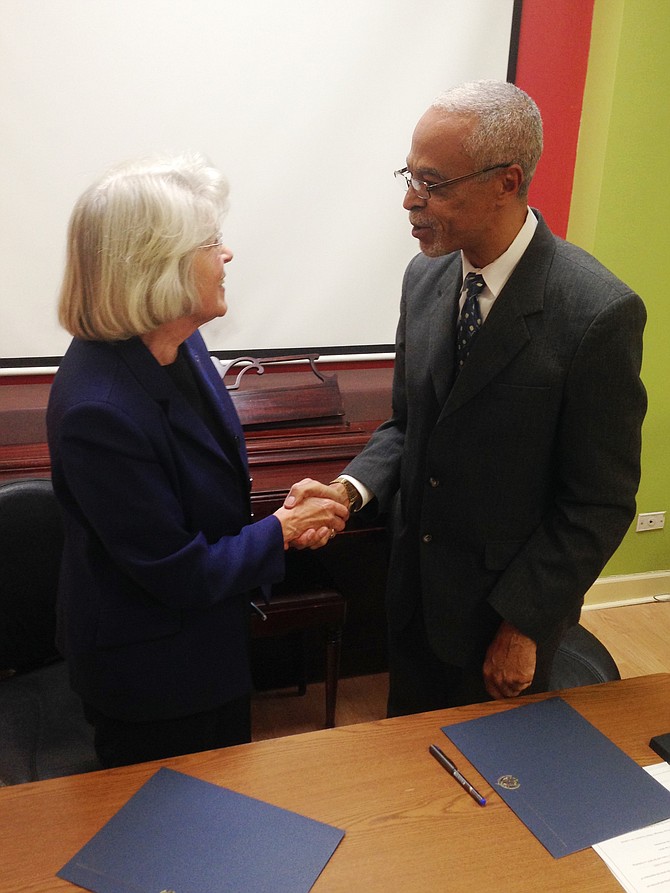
[
  {"x1": 57, "y1": 767, "x2": 344, "y2": 892},
  {"x1": 443, "y1": 697, "x2": 670, "y2": 858}
]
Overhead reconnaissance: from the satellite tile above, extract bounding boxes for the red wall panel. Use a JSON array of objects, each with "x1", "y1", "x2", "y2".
[{"x1": 515, "y1": 0, "x2": 595, "y2": 236}]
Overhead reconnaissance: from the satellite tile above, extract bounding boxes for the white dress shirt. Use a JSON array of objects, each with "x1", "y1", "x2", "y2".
[{"x1": 459, "y1": 207, "x2": 538, "y2": 321}]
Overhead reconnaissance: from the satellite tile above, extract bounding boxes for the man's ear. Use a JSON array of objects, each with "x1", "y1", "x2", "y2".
[{"x1": 499, "y1": 163, "x2": 524, "y2": 197}]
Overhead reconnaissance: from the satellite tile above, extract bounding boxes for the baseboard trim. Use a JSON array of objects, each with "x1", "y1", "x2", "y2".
[{"x1": 584, "y1": 570, "x2": 670, "y2": 610}]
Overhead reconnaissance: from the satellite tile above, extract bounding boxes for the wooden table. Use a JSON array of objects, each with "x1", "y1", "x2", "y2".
[{"x1": 2, "y1": 674, "x2": 669, "y2": 893}]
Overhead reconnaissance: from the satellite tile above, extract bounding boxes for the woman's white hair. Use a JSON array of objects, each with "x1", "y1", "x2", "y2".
[
  {"x1": 432, "y1": 80, "x2": 543, "y2": 198},
  {"x1": 59, "y1": 152, "x2": 229, "y2": 341}
]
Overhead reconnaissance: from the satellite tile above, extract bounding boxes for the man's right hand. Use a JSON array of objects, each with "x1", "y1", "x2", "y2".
[{"x1": 283, "y1": 477, "x2": 349, "y2": 509}]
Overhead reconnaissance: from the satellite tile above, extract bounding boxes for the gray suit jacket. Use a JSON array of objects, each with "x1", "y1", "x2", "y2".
[{"x1": 345, "y1": 213, "x2": 646, "y2": 666}]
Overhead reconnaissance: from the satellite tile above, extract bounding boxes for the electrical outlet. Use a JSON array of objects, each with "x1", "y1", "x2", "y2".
[{"x1": 636, "y1": 512, "x2": 666, "y2": 532}]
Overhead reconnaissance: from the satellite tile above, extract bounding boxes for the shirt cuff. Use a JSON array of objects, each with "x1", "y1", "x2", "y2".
[{"x1": 338, "y1": 474, "x2": 374, "y2": 510}]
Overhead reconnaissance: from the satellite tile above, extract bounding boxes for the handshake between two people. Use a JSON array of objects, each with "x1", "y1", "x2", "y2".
[{"x1": 273, "y1": 478, "x2": 350, "y2": 550}]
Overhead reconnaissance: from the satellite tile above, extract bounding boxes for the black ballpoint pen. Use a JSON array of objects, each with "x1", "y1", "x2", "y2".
[{"x1": 429, "y1": 744, "x2": 487, "y2": 807}]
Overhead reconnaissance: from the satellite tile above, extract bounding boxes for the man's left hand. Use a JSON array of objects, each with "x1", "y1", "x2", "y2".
[{"x1": 483, "y1": 621, "x2": 536, "y2": 699}]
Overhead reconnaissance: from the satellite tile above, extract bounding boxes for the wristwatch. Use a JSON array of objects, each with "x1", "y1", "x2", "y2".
[{"x1": 329, "y1": 476, "x2": 363, "y2": 513}]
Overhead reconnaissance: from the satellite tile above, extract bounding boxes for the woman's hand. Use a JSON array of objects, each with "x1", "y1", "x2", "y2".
[{"x1": 274, "y1": 495, "x2": 349, "y2": 550}]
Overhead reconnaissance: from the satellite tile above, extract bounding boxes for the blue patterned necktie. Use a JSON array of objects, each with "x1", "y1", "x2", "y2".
[{"x1": 455, "y1": 272, "x2": 485, "y2": 372}]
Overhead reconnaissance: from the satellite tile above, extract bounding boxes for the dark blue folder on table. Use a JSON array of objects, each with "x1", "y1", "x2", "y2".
[
  {"x1": 57, "y1": 767, "x2": 344, "y2": 893},
  {"x1": 443, "y1": 697, "x2": 670, "y2": 858}
]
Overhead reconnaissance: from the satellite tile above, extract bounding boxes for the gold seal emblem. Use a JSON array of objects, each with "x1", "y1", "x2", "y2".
[{"x1": 497, "y1": 775, "x2": 520, "y2": 790}]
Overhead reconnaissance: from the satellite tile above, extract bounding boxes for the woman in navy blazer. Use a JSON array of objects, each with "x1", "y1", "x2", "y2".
[{"x1": 46, "y1": 154, "x2": 347, "y2": 767}]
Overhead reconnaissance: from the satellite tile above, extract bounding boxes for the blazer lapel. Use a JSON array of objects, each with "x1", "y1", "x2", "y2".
[
  {"x1": 182, "y1": 333, "x2": 249, "y2": 470},
  {"x1": 442, "y1": 214, "x2": 556, "y2": 417},
  {"x1": 116, "y1": 336, "x2": 247, "y2": 477}
]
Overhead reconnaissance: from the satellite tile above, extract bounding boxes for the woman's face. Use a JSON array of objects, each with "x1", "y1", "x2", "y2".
[{"x1": 191, "y1": 234, "x2": 233, "y2": 324}]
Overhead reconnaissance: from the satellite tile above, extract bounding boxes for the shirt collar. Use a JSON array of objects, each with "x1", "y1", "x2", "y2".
[{"x1": 461, "y1": 208, "x2": 538, "y2": 297}]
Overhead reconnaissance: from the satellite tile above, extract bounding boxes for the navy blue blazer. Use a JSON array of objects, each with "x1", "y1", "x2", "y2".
[{"x1": 47, "y1": 331, "x2": 285, "y2": 722}]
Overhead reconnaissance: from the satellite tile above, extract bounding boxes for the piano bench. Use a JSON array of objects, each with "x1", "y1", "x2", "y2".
[{"x1": 250, "y1": 586, "x2": 347, "y2": 729}]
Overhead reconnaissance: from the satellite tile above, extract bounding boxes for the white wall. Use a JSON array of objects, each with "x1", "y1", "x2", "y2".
[{"x1": 0, "y1": 0, "x2": 514, "y2": 364}]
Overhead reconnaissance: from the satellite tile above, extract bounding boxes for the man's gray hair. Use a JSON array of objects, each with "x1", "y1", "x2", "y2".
[{"x1": 432, "y1": 80, "x2": 543, "y2": 199}]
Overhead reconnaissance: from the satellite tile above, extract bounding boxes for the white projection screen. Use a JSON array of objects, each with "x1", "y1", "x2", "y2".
[{"x1": 0, "y1": 0, "x2": 516, "y2": 368}]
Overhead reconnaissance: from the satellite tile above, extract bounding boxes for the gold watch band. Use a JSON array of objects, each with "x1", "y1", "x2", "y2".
[{"x1": 329, "y1": 477, "x2": 363, "y2": 512}]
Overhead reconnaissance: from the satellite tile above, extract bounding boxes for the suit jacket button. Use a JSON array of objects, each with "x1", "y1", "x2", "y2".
[
  {"x1": 422, "y1": 533, "x2": 432, "y2": 543},
  {"x1": 429, "y1": 477, "x2": 439, "y2": 488}
]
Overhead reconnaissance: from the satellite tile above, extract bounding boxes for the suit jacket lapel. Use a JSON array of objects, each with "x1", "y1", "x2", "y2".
[
  {"x1": 429, "y1": 261, "x2": 461, "y2": 407},
  {"x1": 442, "y1": 214, "x2": 556, "y2": 417}
]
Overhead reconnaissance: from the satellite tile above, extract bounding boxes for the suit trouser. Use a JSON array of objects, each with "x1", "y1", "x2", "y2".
[{"x1": 387, "y1": 605, "x2": 565, "y2": 718}]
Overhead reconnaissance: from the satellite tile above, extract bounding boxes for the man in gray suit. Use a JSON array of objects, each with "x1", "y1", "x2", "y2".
[{"x1": 288, "y1": 80, "x2": 647, "y2": 715}]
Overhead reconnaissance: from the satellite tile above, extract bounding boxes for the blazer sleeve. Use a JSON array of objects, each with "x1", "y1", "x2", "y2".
[
  {"x1": 344, "y1": 267, "x2": 413, "y2": 512},
  {"x1": 488, "y1": 287, "x2": 647, "y2": 641},
  {"x1": 55, "y1": 396, "x2": 285, "y2": 611}
]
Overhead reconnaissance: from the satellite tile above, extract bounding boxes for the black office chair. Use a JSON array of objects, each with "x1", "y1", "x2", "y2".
[
  {"x1": 0, "y1": 478, "x2": 100, "y2": 785},
  {"x1": 548, "y1": 623, "x2": 621, "y2": 690}
]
